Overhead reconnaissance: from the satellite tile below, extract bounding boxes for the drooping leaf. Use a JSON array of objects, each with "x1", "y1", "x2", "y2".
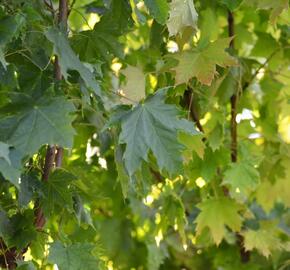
[
  {"x1": 0, "y1": 141, "x2": 10, "y2": 164},
  {"x1": 48, "y1": 241, "x2": 100, "y2": 270},
  {"x1": 195, "y1": 198, "x2": 243, "y2": 245},
  {"x1": 171, "y1": 38, "x2": 237, "y2": 85},
  {"x1": 144, "y1": 0, "x2": 169, "y2": 25},
  {"x1": 118, "y1": 89, "x2": 199, "y2": 176},
  {"x1": 45, "y1": 27, "x2": 101, "y2": 97},
  {"x1": 167, "y1": 0, "x2": 198, "y2": 37},
  {"x1": 223, "y1": 162, "x2": 260, "y2": 196},
  {"x1": 0, "y1": 148, "x2": 22, "y2": 187},
  {"x1": 0, "y1": 95, "x2": 75, "y2": 158},
  {"x1": 120, "y1": 65, "x2": 146, "y2": 104}
]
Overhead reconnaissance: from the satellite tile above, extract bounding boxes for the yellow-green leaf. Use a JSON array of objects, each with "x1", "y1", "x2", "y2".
[{"x1": 195, "y1": 198, "x2": 243, "y2": 245}]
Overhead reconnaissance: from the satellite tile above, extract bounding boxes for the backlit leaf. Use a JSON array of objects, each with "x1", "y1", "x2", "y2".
[
  {"x1": 167, "y1": 0, "x2": 198, "y2": 37},
  {"x1": 195, "y1": 198, "x2": 243, "y2": 245},
  {"x1": 171, "y1": 38, "x2": 237, "y2": 85}
]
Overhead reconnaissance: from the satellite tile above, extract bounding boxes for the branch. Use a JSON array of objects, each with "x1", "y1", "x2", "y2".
[
  {"x1": 184, "y1": 89, "x2": 204, "y2": 133},
  {"x1": 227, "y1": 10, "x2": 250, "y2": 263}
]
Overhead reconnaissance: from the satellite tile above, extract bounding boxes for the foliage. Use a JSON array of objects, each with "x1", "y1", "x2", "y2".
[{"x1": 0, "y1": 0, "x2": 289, "y2": 269}]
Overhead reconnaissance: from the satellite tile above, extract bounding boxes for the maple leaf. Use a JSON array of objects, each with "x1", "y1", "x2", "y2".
[
  {"x1": 119, "y1": 89, "x2": 199, "y2": 176},
  {"x1": 40, "y1": 169, "x2": 77, "y2": 216},
  {"x1": 48, "y1": 241, "x2": 100, "y2": 270},
  {"x1": 245, "y1": 0, "x2": 289, "y2": 24},
  {"x1": 223, "y1": 162, "x2": 260, "y2": 196},
  {"x1": 167, "y1": 0, "x2": 198, "y2": 37},
  {"x1": 171, "y1": 38, "x2": 237, "y2": 85},
  {"x1": 144, "y1": 0, "x2": 169, "y2": 25},
  {"x1": 243, "y1": 222, "x2": 284, "y2": 257},
  {"x1": 195, "y1": 198, "x2": 243, "y2": 245},
  {"x1": 45, "y1": 27, "x2": 101, "y2": 97},
  {"x1": 0, "y1": 95, "x2": 75, "y2": 158}
]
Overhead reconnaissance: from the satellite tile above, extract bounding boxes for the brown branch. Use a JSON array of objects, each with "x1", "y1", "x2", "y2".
[
  {"x1": 184, "y1": 89, "x2": 204, "y2": 133},
  {"x1": 227, "y1": 10, "x2": 250, "y2": 263}
]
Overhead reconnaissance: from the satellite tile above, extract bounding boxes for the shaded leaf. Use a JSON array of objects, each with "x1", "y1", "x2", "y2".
[
  {"x1": 45, "y1": 27, "x2": 101, "y2": 97},
  {"x1": 48, "y1": 241, "x2": 100, "y2": 270},
  {"x1": 40, "y1": 169, "x2": 77, "y2": 216},
  {"x1": 119, "y1": 89, "x2": 199, "y2": 176},
  {"x1": 0, "y1": 96, "x2": 75, "y2": 158}
]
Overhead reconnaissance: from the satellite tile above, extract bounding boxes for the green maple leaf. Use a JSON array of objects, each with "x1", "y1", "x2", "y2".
[
  {"x1": 147, "y1": 242, "x2": 167, "y2": 270},
  {"x1": 0, "y1": 147, "x2": 22, "y2": 187},
  {"x1": 223, "y1": 162, "x2": 260, "y2": 196},
  {"x1": 40, "y1": 169, "x2": 77, "y2": 216},
  {"x1": 144, "y1": 0, "x2": 169, "y2": 25},
  {"x1": 48, "y1": 241, "x2": 100, "y2": 270},
  {"x1": 119, "y1": 89, "x2": 199, "y2": 176},
  {"x1": 0, "y1": 14, "x2": 25, "y2": 68},
  {"x1": 167, "y1": 0, "x2": 198, "y2": 37},
  {"x1": 245, "y1": 0, "x2": 289, "y2": 23},
  {"x1": 218, "y1": 0, "x2": 243, "y2": 11},
  {"x1": 120, "y1": 65, "x2": 146, "y2": 104},
  {"x1": 0, "y1": 142, "x2": 10, "y2": 165},
  {"x1": 171, "y1": 38, "x2": 237, "y2": 85},
  {"x1": 195, "y1": 198, "x2": 243, "y2": 245},
  {"x1": 0, "y1": 95, "x2": 75, "y2": 158},
  {"x1": 45, "y1": 27, "x2": 101, "y2": 97},
  {"x1": 16, "y1": 261, "x2": 37, "y2": 270},
  {"x1": 243, "y1": 222, "x2": 284, "y2": 257}
]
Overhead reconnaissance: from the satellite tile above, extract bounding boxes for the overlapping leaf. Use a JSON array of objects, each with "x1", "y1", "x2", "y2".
[
  {"x1": 119, "y1": 89, "x2": 199, "y2": 176},
  {"x1": 45, "y1": 27, "x2": 101, "y2": 97},
  {"x1": 171, "y1": 38, "x2": 237, "y2": 85}
]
